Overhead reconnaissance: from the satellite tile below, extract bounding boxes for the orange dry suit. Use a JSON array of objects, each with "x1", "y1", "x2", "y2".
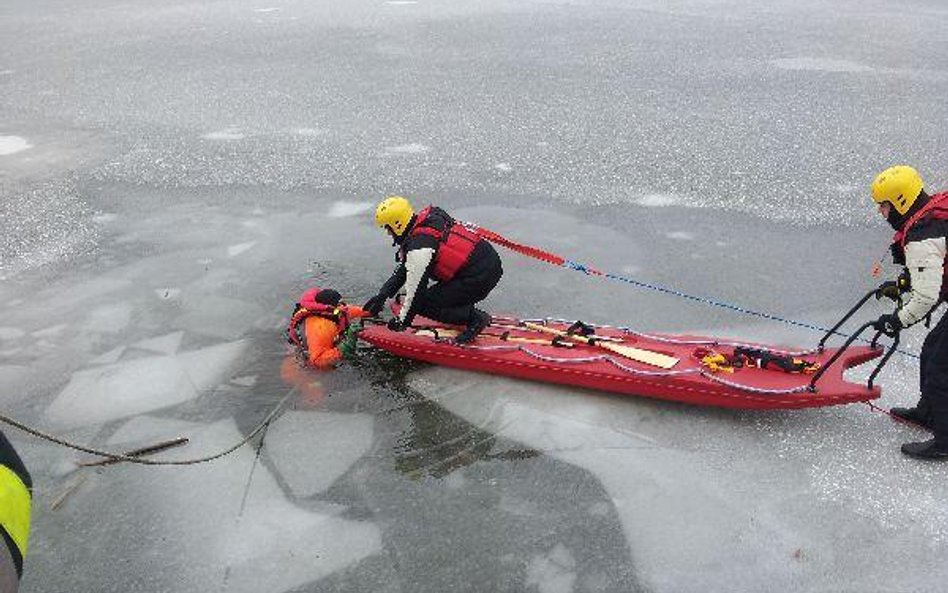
[{"x1": 286, "y1": 288, "x2": 369, "y2": 369}]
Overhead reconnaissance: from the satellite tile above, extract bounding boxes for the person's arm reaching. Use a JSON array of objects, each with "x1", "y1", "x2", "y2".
[
  {"x1": 398, "y1": 247, "x2": 435, "y2": 325},
  {"x1": 364, "y1": 263, "x2": 407, "y2": 316}
]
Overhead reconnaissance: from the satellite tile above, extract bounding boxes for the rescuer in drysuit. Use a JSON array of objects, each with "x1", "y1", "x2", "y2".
[
  {"x1": 870, "y1": 165, "x2": 948, "y2": 460},
  {"x1": 0, "y1": 430, "x2": 31, "y2": 593},
  {"x1": 364, "y1": 196, "x2": 503, "y2": 345}
]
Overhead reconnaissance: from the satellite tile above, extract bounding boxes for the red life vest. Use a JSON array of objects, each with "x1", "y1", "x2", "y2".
[
  {"x1": 891, "y1": 191, "x2": 948, "y2": 300},
  {"x1": 408, "y1": 206, "x2": 480, "y2": 282}
]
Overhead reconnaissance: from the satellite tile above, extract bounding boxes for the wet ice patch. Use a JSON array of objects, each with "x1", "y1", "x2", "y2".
[
  {"x1": 384, "y1": 143, "x2": 430, "y2": 155},
  {"x1": 202, "y1": 129, "x2": 246, "y2": 141},
  {"x1": 417, "y1": 368, "x2": 935, "y2": 593},
  {"x1": 526, "y1": 544, "x2": 577, "y2": 593},
  {"x1": 155, "y1": 288, "x2": 181, "y2": 300},
  {"x1": 587, "y1": 501, "x2": 610, "y2": 517},
  {"x1": 267, "y1": 411, "x2": 374, "y2": 497},
  {"x1": 635, "y1": 193, "x2": 683, "y2": 207},
  {"x1": 92, "y1": 213, "x2": 118, "y2": 224},
  {"x1": 495, "y1": 163, "x2": 512, "y2": 172},
  {"x1": 227, "y1": 241, "x2": 257, "y2": 257},
  {"x1": 252, "y1": 7, "x2": 280, "y2": 12},
  {"x1": 771, "y1": 57, "x2": 873, "y2": 73},
  {"x1": 0, "y1": 366, "x2": 29, "y2": 388},
  {"x1": 386, "y1": 1, "x2": 418, "y2": 4},
  {"x1": 0, "y1": 327, "x2": 25, "y2": 340},
  {"x1": 0, "y1": 136, "x2": 32, "y2": 155},
  {"x1": 228, "y1": 464, "x2": 382, "y2": 591},
  {"x1": 100, "y1": 416, "x2": 381, "y2": 592},
  {"x1": 131, "y1": 331, "x2": 184, "y2": 356},
  {"x1": 442, "y1": 470, "x2": 467, "y2": 490},
  {"x1": 49, "y1": 277, "x2": 131, "y2": 304},
  {"x1": 90, "y1": 346, "x2": 126, "y2": 365},
  {"x1": 230, "y1": 375, "x2": 257, "y2": 387},
  {"x1": 175, "y1": 295, "x2": 264, "y2": 339},
  {"x1": 83, "y1": 303, "x2": 132, "y2": 334},
  {"x1": 294, "y1": 127, "x2": 325, "y2": 137},
  {"x1": 45, "y1": 340, "x2": 247, "y2": 428},
  {"x1": 107, "y1": 415, "x2": 198, "y2": 450},
  {"x1": 665, "y1": 231, "x2": 694, "y2": 241},
  {"x1": 327, "y1": 201, "x2": 372, "y2": 218},
  {"x1": 32, "y1": 323, "x2": 68, "y2": 338}
]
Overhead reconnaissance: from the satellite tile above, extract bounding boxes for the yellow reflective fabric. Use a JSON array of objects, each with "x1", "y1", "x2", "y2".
[{"x1": 0, "y1": 465, "x2": 30, "y2": 559}]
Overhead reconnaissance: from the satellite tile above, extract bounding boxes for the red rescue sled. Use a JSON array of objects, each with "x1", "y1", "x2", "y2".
[{"x1": 359, "y1": 312, "x2": 885, "y2": 410}]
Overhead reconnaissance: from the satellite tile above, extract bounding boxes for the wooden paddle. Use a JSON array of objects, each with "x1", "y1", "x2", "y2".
[
  {"x1": 414, "y1": 328, "x2": 575, "y2": 347},
  {"x1": 492, "y1": 322, "x2": 624, "y2": 343},
  {"x1": 523, "y1": 322, "x2": 679, "y2": 369}
]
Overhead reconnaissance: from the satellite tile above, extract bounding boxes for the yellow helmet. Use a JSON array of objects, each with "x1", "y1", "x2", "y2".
[
  {"x1": 375, "y1": 196, "x2": 414, "y2": 235},
  {"x1": 871, "y1": 165, "x2": 925, "y2": 215}
]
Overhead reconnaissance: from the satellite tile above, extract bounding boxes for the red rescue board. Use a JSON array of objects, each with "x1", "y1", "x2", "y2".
[{"x1": 359, "y1": 313, "x2": 883, "y2": 410}]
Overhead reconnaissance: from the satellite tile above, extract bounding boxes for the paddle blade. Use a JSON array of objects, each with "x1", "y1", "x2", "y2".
[{"x1": 598, "y1": 341, "x2": 679, "y2": 369}]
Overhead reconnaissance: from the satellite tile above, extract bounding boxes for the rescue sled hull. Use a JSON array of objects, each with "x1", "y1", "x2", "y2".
[{"x1": 359, "y1": 316, "x2": 883, "y2": 410}]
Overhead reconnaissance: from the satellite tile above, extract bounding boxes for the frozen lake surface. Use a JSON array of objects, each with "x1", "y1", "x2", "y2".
[{"x1": 2, "y1": 0, "x2": 948, "y2": 591}]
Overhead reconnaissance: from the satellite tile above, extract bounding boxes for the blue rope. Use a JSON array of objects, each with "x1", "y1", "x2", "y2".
[{"x1": 560, "y1": 260, "x2": 921, "y2": 361}]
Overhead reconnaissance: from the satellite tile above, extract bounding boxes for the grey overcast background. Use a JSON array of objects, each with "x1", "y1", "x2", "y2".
[{"x1": 2, "y1": 1, "x2": 947, "y2": 592}]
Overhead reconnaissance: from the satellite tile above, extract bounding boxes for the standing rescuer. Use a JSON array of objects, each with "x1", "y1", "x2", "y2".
[
  {"x1": 870, "y1": 165, "x2": 948, "y2": 460},
  {"x1": 364, "y1": 196, "x2": 503, "y2": 345},
  {"x1": 0, "y1": 430, "x2": 31, "y2": 592}
]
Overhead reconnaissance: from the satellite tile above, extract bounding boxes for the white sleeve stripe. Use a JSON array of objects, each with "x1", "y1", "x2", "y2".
[
  {"x1": 399, "y1": 247, "x2": 435, "y2": 322},
  {"x1": 898, "y1": 237, "x2": 946, "y2": 326}
]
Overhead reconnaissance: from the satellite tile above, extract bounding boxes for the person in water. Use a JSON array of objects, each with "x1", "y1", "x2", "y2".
[
  {"x1": 286, "y1": 287, "x2": 370, "y2": 369},
  {"x1": 363, "y1": 196, "x2": 503, "y2": 344},
  {"x1": 870, "y1": 165, "x2": 948, "y2": 460}
]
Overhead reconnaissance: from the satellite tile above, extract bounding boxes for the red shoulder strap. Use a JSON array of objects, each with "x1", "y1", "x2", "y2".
[
  {"x1": 409, "y1": 205, "x2": 453, "y2": 242},
  {"x1": 894, "y1": 191, "x2": 948, "y2": 248}
]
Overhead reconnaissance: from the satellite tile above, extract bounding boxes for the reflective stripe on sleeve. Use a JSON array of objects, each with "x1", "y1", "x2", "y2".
[{"x1": 0, "y1": 465, "x2": 31, "y2": 560}]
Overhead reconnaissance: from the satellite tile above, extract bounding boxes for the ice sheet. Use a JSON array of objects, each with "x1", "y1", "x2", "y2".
[
  {"x1": 266, "y1": 411, "x2": 375, "y2": 497},
  {"x1": 41, "y1": 416, "x2": 382, "y2": 592},
  {"x1": 45, "y1": 341, "x2": 248, "y2": 429},
  {"x1": 413, "y1": 366, "x2": 948, "y2": 593},
  {"x1": 4, "y1": 0, "x2": 948, "y2": 591}
]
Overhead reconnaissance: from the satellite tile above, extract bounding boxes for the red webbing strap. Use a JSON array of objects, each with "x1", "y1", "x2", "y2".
[
  {"x1": 464, "y1": 223, "x2": 567, "y2": 266},
  {"x1": 895, "y1": 191, "x2": 948, "y2": 248}
]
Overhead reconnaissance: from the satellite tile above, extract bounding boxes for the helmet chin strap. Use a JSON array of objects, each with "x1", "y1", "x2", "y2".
[
  {"x1": 886, "y1": 207, "x2": 906, "y2": 230},
  {"x1": 386, "y1": 225, "x2": 398, "y2": 245},
  {"x1": 387, "y1": 225, "x2": 408, "y2": 246},
  {"x1": 886, "y1": 191, "x2": 930, "y2": 230}
]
